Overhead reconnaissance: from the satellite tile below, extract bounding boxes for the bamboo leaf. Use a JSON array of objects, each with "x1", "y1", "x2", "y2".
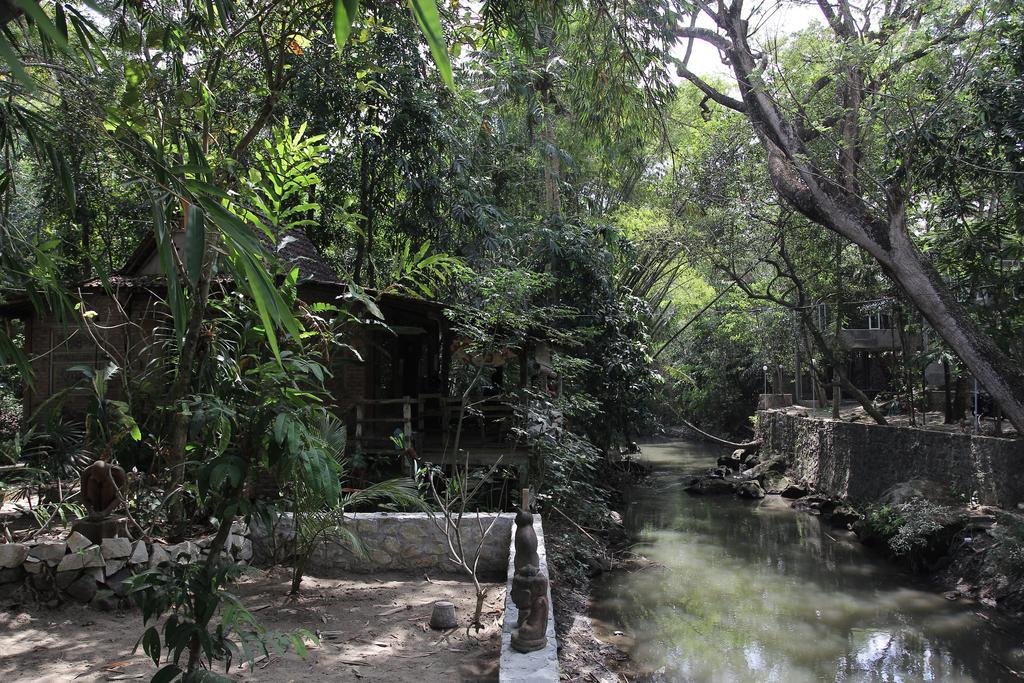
[
  {"x1": 333, "y1": 0, "x2": 360, "y2": 53},
  {"x1": 409, "y1": 0, "x2": 453, "y2": 89}
]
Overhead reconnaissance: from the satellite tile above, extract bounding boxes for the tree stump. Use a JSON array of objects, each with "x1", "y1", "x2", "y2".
[{"x1": 430, "y1": 600, "x2": 457, "y2": 630}]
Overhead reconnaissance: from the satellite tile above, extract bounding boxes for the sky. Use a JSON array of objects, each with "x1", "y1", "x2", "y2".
[{"x1": 676, "y1": 1, "x2": 823, "y2": 78}]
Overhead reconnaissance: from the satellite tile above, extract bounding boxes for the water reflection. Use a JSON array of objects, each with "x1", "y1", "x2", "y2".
[{"x1": 591, "y1": 442, "x2": 1024, "y2": 682}]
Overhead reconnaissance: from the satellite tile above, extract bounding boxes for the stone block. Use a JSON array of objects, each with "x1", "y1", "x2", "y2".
[
  {"x1": 0, "y1": 565, "x2": 25, "y2": 583},
  {"x1": 64, "y1": 574, "x2": 98, "y2": 603},
  {"x1": 24, "y1": 557, "x2": 43, "y2": 574},
  {"x1": 165, "y1": 541, "x2": 199, "y2": 563},
  {"x1": 55, "y1": 569, "x2": 80, "y2": 589},
  {"x1": 129, "y1": 540, "x2": 148, "y2": 565},
  {"x1": 101, "y1": 537, "x2": 132, "y2": 560},
  {"x1": 238, "y1": 538, "x2": 253, "y2": 562},
  {"x1": 107, "y1": 567, "x2": 133, "y2": 597},
  {"x1": 105, "y1": 558, "x2": 127, "y2": 576},
  {"x1": 57, "y1": 546, "x2": 104, "y2": 572},
  {"x1": 149, "y1": 544, "x2": 170, "y2": 568},
  {"x1": 28, "y1": 541, "x2": 67, "y2": 565},
  {"x1": 65, "y1": 531, "x2": 93, "y2": 553},
  {"x1": 0, "y1": 543, "x2": 28, "y2": 568}
]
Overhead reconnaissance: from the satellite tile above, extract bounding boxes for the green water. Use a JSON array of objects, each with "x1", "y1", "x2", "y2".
[{"x1": 591, "y1": 441, "x2": 1024, "y2": 682}]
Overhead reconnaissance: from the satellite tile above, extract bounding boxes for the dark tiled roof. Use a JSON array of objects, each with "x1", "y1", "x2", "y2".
[{"x1": 274, "y1": 230, "x2": 341, "y2": 283}]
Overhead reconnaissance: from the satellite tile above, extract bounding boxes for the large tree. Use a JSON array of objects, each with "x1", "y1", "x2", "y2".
[{"x1": 675, "y1": 0, "x2": 1024, "y2": 432}]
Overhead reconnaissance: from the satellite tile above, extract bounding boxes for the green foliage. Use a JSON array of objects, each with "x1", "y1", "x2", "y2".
[
  {"x1": 991, "y1": 512, "x2": 1024, "y2": 578},
  {"x1": 129, "y1": 561, "x2": 316, "y2": 679},
  {"x1": 866, "y1": 500, "x2": 964, "y2": 558}
]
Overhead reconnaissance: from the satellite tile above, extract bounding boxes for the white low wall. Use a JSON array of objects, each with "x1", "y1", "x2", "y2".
[{"x1": 251, "y1": 511, "x2": 514, "y2": 576}]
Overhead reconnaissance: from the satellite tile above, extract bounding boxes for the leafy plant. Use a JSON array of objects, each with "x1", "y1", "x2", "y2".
[{"x1": 129, "y1": 561, "x2": 315, "y2": 681}]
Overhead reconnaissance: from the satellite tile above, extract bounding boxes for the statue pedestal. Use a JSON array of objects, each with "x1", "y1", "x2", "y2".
[{"x1": 72, "y1": 516, "x2": 129, "y2": 544}]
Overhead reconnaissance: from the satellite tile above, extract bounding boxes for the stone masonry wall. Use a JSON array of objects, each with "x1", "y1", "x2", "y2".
[
  {"x1": 0, "y1": 522, "x2": 253, "y2": 608},
  {"x1": 252, "y1": 512, "x2": 514, "y2": 576},
  {"x1": 757, "y1": 410, "x2": 1024, "y2": 506}
]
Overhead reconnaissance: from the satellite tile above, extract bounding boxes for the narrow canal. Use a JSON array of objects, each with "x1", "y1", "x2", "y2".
[{"x1": 591, "y1": 441, "x2": 1024, "y2": 682}]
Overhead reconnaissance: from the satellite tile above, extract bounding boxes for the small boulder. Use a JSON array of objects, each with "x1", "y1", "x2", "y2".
[
  {"x1": 743, "y1": 457, "x2": 761, "y2": 470},
  {"x1": 105, "y1": 558, "x2": 127, "y2": 576},
  {"x1": 762, "y1": 474, "x2": 793, "y2": 495},
  {"x1": 101, "y1": 538, "x2": 132, "y2": 560},
  {"x1": 63, "y1": 574, "x2": 98, "y2": 603},
  {"x1": 685, "y1": 477, "x2": 738, "y2": 495},
  {"x1": 780, "y1": 484, "x2": 809, "y2": 499},
  {"x1": 28, "y1": 541, "x2": 67, "y2": 565},
  {"x1": 0, "y1": 543, "x2": 28, "y2": 569},
  {"x1": 65, "y1": 531, "x2": 92, "y2": 553},
  {"x1": 737, "y1": 481, "x2": 766, "y2": 499},
  {"x1": 129, "y1": 540, "x2": 148, "y2": 566},
  {"x1": 829, "y1": 505, "x2": 862, "y2": 528},
  {"x1": 149, "y1": 544, "x2": 170, "y2": 568},
  {"x1": 0, "y1": 565, "x2": 25, "y2": 584},
  {"x1": 23, "y1": 557, "x2": 43, "y2": 574}
]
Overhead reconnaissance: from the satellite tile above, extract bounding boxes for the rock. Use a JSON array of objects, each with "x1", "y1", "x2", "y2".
[
  {"x1": 731, "y1": 448, "x2": 746, "y2": 461},
  {"x1": 878, "y1": 479, "x2": 959, "y2": 507},
  {"x1": 28, "y1": 541, "x2": 67, "y2": 565},
  {"x1": 149, "y1": 544, "x2": 170, "y2": 568},
  {"x1": 829, "y1": 505, "x2": 862, "y2": 528},
  {"x1": 91, "y1": 591, "x2": 118, "y2": 612},
  {"x1": 0, "y1": 565, "x2": 25, "y2": 583},
  {"x1": 63, "y1": 574, "x2": 98, "y2": 603},
  {"x1": 65, "y1": 531, "x2": 93, "y2": 553},
  {"x1": 107, "y1": 568, "x2": 133, "y2": 597},
  {"x1": 762, "y1": 474, "x2": 793, "y2": 495},
  {"x1": 718, "y1": 454, "x2": 742, "y2": 470},
  {"x1": 685, "y1": 477, "x2": 738, "y2": 495},
  {"x1": 104, "y1": 558, "x2": 127, "y2": 576},
  {"x1": 165, "y1": 541, "x2": 199, "y2": 563},
  {"x1": 743, "y1": 457, "x2": 761, "y2": 470},
  {"x1": 0, "y1": 543, "x2": 28, "y2": 568},
  {"x1": 237, "y1": 538, "x2": 253, "y2": 562},
  {"x1": 55, "y1": 569, "x2": 80, "y2": 589},
  {"x1": 101, "y1": 538, "x2": 132, "y2": 560},
  {"x1": 129, "y1": 540, "x2": 148, "y2": 565},
  {"x1": 737, "y1": 481, "x2": 766, "y2": 499},
  {"x1": 57, "y1": 546, "x2": 104, "y2": 572},
  {"x1": 793, "y1": 495, "x2": 829, "y2": 514},
  {"x1": 0, "y1": 581, "x2": 23, "y2": 601},
  {"x1": 23, "y1": 557, "x2": 43, "y2": 574},
  {"x1": 780, "y1": 484, "x2": 809, "y2": 499}
]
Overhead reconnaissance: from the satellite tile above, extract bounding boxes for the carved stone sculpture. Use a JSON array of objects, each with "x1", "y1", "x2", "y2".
[
  {"x1": 72, "y1": 460, "x2": 128, "y2": 543},
  {"x1": 513, "y1": 508, "x2": 539, "y2": 574},
  {"x1": 511, "y1": 577, "x2": 549, "y2": 653},
  {"x1": 511, "y1": 506, "x2": 548, "y2": 652}
]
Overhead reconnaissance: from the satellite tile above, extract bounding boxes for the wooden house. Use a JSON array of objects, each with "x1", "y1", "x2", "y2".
[{"x1": 0, "y1": 230, "x2": 533, "y2": 487}]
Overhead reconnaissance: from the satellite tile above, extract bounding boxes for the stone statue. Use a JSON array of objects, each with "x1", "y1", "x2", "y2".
[
  {"x1": 81, "y1": 460, "x2": 127, "y2": 520},
  {"x1": 72, "y1": 460, "x2": 128, "y2": 543},
  {"x1": 511, "y1": 578, "x2": 549, "y2": 653},
  {"x1": 511, "y1": 505, "x2": 548, "y2": 652},
  {"x1": 513, "y1": 508, "x2": 539, "y2": 574}
]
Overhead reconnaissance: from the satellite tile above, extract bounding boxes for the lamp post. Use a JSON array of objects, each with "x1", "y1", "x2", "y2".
[{"x1": 763, "y1": 364, "x2": 769, "y2": 394}]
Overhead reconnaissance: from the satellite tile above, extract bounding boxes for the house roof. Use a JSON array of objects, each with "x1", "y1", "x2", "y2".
[{"x1": 122, "y1": 227, "x2": 341, "y2": 285}]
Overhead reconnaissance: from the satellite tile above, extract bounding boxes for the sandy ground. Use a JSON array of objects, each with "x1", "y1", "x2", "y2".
[{"x1": 0, "y1": 568, "x2": 503, "y2": 682}]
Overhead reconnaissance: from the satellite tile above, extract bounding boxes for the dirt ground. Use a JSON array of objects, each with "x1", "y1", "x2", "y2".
[{"x1": 0, "y1": 568, "x2": 504, "y2": 682}]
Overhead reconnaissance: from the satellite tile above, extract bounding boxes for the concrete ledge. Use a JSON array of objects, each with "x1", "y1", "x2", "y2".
[
  {"x1": 252, "y1": 511, "x2": 514, "y2": 575},
  {"x1": 499, "y1": 514, "x2": 559, "y2": 682}
]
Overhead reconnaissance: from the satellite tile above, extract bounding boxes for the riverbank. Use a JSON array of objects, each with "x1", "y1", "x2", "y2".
[
  {"x1": 752, "y1": 408, "x2": 1024, "y2": 625},
  {"x1": 592, "y1": 440, "x2": 1024, "y2": 681}
]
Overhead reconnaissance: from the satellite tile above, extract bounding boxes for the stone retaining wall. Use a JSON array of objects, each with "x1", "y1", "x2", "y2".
[
  {"x1": 251, "y1": 511, "x2": 514, "y2": 576},
  {"x1": 757, "y1": 410, "x2": 1024, "y2": 506},
  {"x1": 0, "y1": 521, "x2": 252, "y2": 607}
]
